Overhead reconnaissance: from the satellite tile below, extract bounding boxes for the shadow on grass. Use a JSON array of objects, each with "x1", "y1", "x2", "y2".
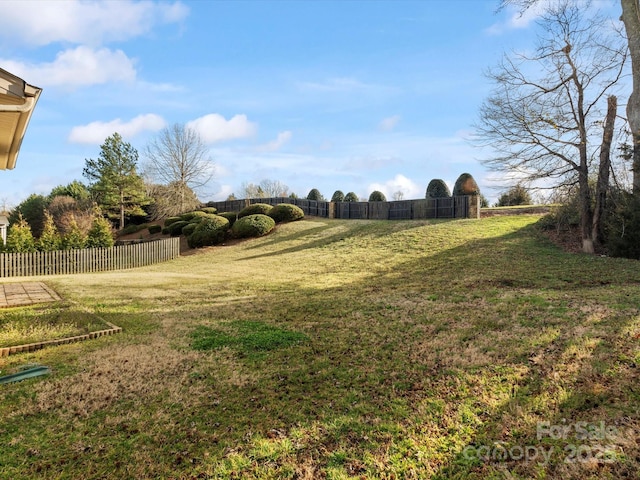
[
  {"x1": 2, "y1": 220, "x2": 639, "y2": 479},
  {"x1": 239, "y1": 218, "x2": 436, "y2": 261}
]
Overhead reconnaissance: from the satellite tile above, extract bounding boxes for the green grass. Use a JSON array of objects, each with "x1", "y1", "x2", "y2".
[
  {"x1": 0, "y1": 215, "x2": 639, "y2": 479},
  {"x1": 191, "y1": 320, "x2": 308, "y2": 359},
  {"x1": 0, "y1": 302, "x2": 113, "y2": 347}
]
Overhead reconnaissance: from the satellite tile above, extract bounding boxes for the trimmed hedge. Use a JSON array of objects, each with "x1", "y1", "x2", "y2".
[
  {"x1": 218, "y1": 211, "x2": 239, "y2": 225},
  {"x1": 120, "y1": 223, "x2": 148, "y2": 235},
  {"x1": 232, "y1": 214, "x2": 275, "y2": 238},
  {"x1": 268, "y1": 204, "x2": 304, "y2": 223},
  {"x1": 188, "y1": 216, "x2": 230, "y2": 248},
  {"x1": 344, "y1": 192, "x2": 359, "y2": 202},
  {"x1": 180, "y1": 211, "x2": 209, "y2": 222},
  {"x1": 164, "y1": 216, "x2": 182, "y2": 227},
  {"x1": 166, "y1": 220, "x2": 189, "y2": 236},
  {"x1": 238, "y1": 203, "x2": 273, "y2": 218},
  {"x1": 453, "y1": 173, "x2": 480, "y2": 196},
  {"x1": 199, "y1": 207, "x2": 218, "y2": 215},
  {"x1": 426, "y1": 179, "x2": 451, "y2": 198},
  {"x1": 148, "y1": 224, "x2": 162, "y2": 234},
  {"x1": 369, "y1": 190, "x2": 386, "y2": 201},
  {"x1": 331, "y1": 190, "x2": 345, "y2": 202},
  {"x1": 181, "y1": 222, "x2": 198, "y2": 236}
]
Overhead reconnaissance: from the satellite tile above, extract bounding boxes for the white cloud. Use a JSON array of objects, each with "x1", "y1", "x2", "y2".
[
  {"x1": 258, "y1": 131, "x2": 292, "y2": 152},
  {"x1": 368, "y1": 174, "x2": 422, "y2": 200},
  {"x1": 187, "y1": 114, "x2": 257, "y2": 144},
  {"x1": 0, "y1": 0, "x2": 189, "y2": 46},
  {"x1": 485, "y1": 0, "x2": 552, "y2": 35},
  {"x1": 68, "y1": 113, "x2": 166, "y2": 144},
  {"x1": 378, "y1": 115, "x2": 401, "y2": 132},
  {"x1": 1, "y1": 46, "x2": 136, "y2": 88},
  {"x1": 211, "y1": 184, "x2": 235, "y2": 201}
]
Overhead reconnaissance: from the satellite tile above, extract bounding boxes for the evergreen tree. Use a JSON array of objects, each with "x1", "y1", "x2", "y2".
[
  {"x1": 344, "y1": 192, "x2": 359, "y2": 202},
  {"x1": 8, "y1": 194, "x2": 47, "y2": 237},
  {"x1": 306, "y1": 188, "x2": 325, "y2": 201},
  {"x1": 86, "y1": 217, "x2": 115, "y2": 248},
  {"x1": 368, "y1": 190, "x2": 387, "y2": 201},
  {"x1": 38, "y1": 211, "x2": 61, "y2": 251},
  {"x1": 83, "y1": 133, "x2": 150, "y2": 230},
  {"x1": 5, "y1": 215, "x2": 36, "y2": 253},
  {"x1": 61, "y1": 218, "x2": 87, "y2": 250},
  {"x1": 331, "y1": 190, "x2": 345, "y2": 202}
]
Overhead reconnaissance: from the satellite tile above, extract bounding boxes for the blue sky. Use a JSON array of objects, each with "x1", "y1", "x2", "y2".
[{"x1": 0, "y1": 0, "x2": 621, "y2": 206}]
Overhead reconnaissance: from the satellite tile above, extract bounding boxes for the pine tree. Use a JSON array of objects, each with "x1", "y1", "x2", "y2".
[
  {"x1": 83, "y1": 133, "x2": 150, "y2": 230},
  {"x1": 86, "y1": 217, "x2": 115, "y2": 248},
  {"x1": 38, "y1": 211, "x2": 61, "y2": 251},
  {"x1": 61, "y1": 218, "x2": 87, "y2": 250},
  {"x1": 5, "y1": 215, "x2": 37, "y2": 253}
]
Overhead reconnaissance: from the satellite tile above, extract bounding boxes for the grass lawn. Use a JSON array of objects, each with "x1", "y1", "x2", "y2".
[
  {"x1": 0, "y1": 302, "x2": 113, "y2": 348},
  {"x1": 0, "y1": 215, "x2": 638, "y2": 479}
]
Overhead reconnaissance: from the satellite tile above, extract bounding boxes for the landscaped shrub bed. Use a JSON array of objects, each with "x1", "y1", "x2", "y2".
[
  {"x1": 166, "y1": 220, "x2": 189, "y2": 236},
  {"x1": 232, "y1": 214, "x2": 275, "y2": 238},
  {"x1": 181, "y1": 222, "x2": 198, "y2": 236},
  {"x1": 180, "y1": 211, "x2": 209, "y2": 222},
  {"x1": 187, "y1": 215, "x2": 230, "y2": 248},
  {"x1": 238, "y1": 203, "x2": 273, "y2": 218},
  {"x1": 218, "y1": 212, "x2": 239, "y2": 225},
  {"x1": 163, "y1": 216, "x2": 182, "y2": 227},
  {"x1": 269, "y1": 204, "x2": 304, "y2": 223}
]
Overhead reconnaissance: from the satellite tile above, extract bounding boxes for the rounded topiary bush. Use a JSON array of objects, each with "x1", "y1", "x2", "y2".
[
  {"x1": 180, "y1": 211, "x2": 209, "y2": 222},
  {"x1": 426, "y1": 179, "x2": 451, "y2": 198},
  {"x1": 167, "y1": 220, "x2": 189, "y2": 236},
  {"x1": 331, "y1": 190, "x2": 345, "y2": 202},
  {"x1": 238, "y1": 203, "x2": 273, "y2": 218},
  {"x1": 164, "y1": 216, "x2": 182, "y2": 227},
  {"x1": 268, "y1": 204, "x2": 304, "y2": 223},
  {"x1": 181, "y1": 222, "x2": 198, "y2": 236},
  {"x1": 218, "y1": 211, "x2": 239, "y2": 225},
  {"x1": 199, "y1": 207, "x2": 218, "y2": 215},
  {"x1": 188, "y1": 215, "x2": 230, "y2": 248},
  {"x1": 306, "y1": 188, "x2": 324, "y2": 201},
  {"x1": 148, "y1": 224, "x2": 162, "y2": 234},
  {"x1": 369, "y1": 190, "x2": 387, "y2": 201},
  {"x1": 453, "y1": 173, "x2": 480, "y2": 196},
  {"x1": 344, "y1": 192, "x2": 359, "y2": 202},
  {"x1": 232, "y1": 214, "x2": 275, "y2": 238}
]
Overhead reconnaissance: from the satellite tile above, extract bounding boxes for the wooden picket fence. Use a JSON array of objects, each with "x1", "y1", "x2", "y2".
[{"x1": 0, "y1": 238, "x2": 180, "y2": 278}]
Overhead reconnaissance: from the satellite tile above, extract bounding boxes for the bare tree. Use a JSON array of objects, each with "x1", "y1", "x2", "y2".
[
  {"x1": 146, "y1": 182, "x2": 201, "y2": 220},
  {"x1": 621, "y1": 0, "x2": 640, "y2": 192},
  {"x1": 240, "y1": 179, "x2": 290, "y2": 199},
  {"x1": 502, "y1": 0, "x2": 640, "y2": 192},
  {"x1": 144, "y1": 124, "x2": 214, "y2": 213},
  {"x1": 593, "y1": 95, "x2": 618, "y2": 244},
  {"x1": 392, "y1": 190, "x2": 405, "y2": 201},
  {"x1": 258, "y1": 179, "x2": 290, "y2": 197},
  {"x1": 240, "y1": 182, "x2": 265, "y2": 199},
  {"x1": 477, "y1": 2, "x2": 626, "y2": 253}
]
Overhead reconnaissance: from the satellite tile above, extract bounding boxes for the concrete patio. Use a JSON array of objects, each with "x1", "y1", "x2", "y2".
[{"x1": 0, "y1": 282, "x2": 61, "y2": 307}]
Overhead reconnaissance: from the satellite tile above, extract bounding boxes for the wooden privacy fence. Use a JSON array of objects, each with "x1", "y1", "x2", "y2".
[
  {"x1": 207, "y1": 196, "x2": 479, "y2": 220},
  {"x1": 0, "y1": 238, "x2": 180, "y2": 278}
]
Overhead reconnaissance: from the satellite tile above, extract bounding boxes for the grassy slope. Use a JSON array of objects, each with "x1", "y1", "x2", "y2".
[{"x1": 0, "y1": 216, "x2": 638, "y2": 479}]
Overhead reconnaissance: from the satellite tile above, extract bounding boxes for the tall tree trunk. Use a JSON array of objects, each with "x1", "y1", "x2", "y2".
[
  {"x1": 593, "y1": 95, "x2": 617, "y2": 245},
  {"x1": 120, "y1": 190, "x2": 125, "y2": 230},
  {"x1": 621, "y1": 0, "x2": 640, "y2": 193},
  {"x1": 579, "y1": 169, "x2": 595, "y2": 254}
]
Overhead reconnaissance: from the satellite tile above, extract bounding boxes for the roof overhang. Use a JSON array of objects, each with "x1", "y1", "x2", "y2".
[{"x1": 0, "y1": 68, "x2": 42, "y2": 170}]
